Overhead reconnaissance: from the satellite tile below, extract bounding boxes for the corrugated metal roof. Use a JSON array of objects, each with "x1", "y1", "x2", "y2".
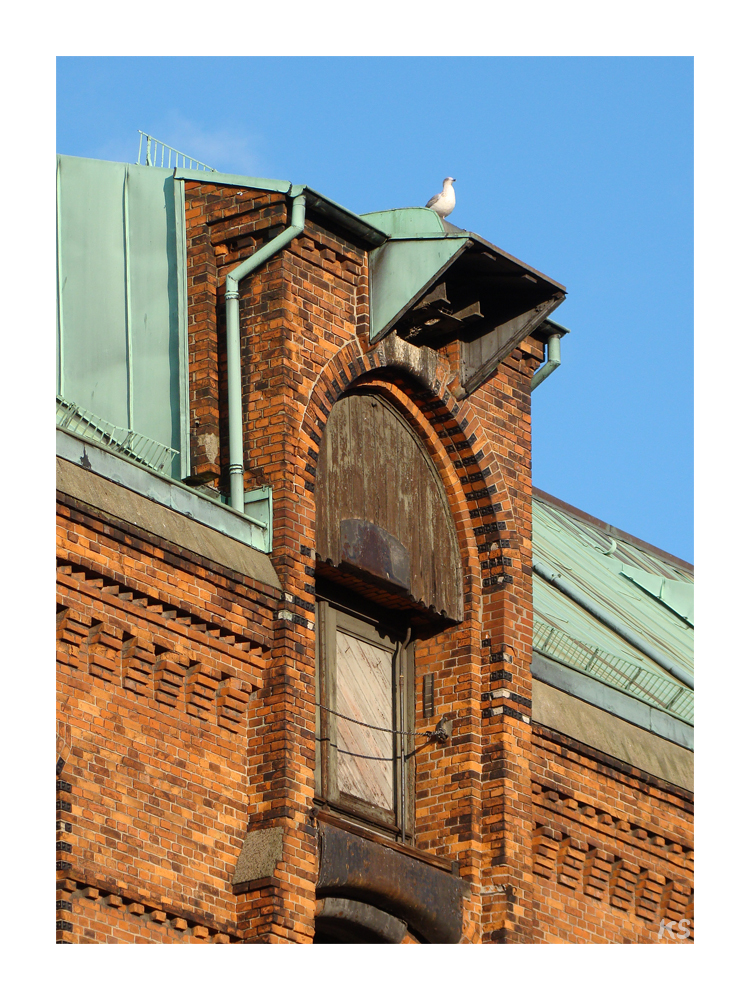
[{"x1": 532, "y1": 490, "x2": 693, "y2": 725}]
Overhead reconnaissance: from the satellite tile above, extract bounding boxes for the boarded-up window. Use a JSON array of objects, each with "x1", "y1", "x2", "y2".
[
  {"x1": 316, "y1": 601, "x2": 413, "y2": 837},
  {"x1": 336, "y1": 627, "x2": 394, "y2": 811},
  {"x1": 315, "y1": 391, "x2": 461, "y2": 838}
]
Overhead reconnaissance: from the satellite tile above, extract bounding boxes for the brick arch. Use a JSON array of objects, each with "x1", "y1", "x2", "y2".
[
  {"x1": 296, "y1": 337, "x2": 521, "y2": 923},
  {"x1": 299, "y1": 335, "x2": 518, "y2": 618}
]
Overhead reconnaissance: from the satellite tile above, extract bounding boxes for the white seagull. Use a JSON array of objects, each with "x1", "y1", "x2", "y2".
[{"x1": 426, "y1": 177, "x2": 456, "y2": 219}]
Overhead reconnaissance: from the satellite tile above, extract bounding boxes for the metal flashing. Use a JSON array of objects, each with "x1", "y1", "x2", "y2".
[
  {"x1": 361, "y1": 206, "x2": 464, "y2": 238},
  {"x1": 532, "y1": 652, "x2": 693, "y2": 750},
  {"x1": 172, "y1": 170, "x2": 388, "y2": 248},
  {"x1": 57, "y1": 428, "x2": 273, "y2": 554},
  {"x1": 173, "y1": 167, "x2": 292, "y2": 193}
]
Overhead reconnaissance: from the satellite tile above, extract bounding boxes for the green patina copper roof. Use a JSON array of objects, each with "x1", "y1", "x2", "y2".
[
  {"x1": 361, "y1": 207, "x2": 463, "y2": 238},
  {"x1": 56, "y1": 155, "x2": 189, "y2": 480},
  {"x1": 56, "y1": 155, "x2": 389, "y2": 486},
  {"x1": 361, "y1": 208, "x2": 470, "y2": 342},
  {"x1": 532, "y1": 489, "x2": 694, "y2": 725}
]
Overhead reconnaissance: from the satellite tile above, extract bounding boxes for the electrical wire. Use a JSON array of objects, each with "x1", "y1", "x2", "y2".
[
  {"x1": 316, "y1": 735, "x2": 434, "y2": 761},
  {"x1": 316, "y1": 702, "x2": 432, "y2": 739}
]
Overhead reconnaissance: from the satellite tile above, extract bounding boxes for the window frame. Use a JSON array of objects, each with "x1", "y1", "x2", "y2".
[{"x1": 315, "y1": 597, "x2": 415, "y2": 842}]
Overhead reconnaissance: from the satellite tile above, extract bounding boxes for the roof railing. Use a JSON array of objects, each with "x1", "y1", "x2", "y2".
[
  {"x1": 56, "y1": 395, "x2": 178, "y2": 475},
  {"x1": 533, "y1": 619, "x2": 693, "y2": 725},
  {"x1": 137, "y1": 131, "x2": 216, "y2": 172}
]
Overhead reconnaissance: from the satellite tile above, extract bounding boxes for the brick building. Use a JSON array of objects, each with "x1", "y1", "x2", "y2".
[{"x1": 55, "y1": 151, "x2": 693, "y2": 944}]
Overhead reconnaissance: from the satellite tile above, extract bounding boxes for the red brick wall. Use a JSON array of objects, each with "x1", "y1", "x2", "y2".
[
  {"x1": 184, "y1": 182, "x2": 288, "y2": 487},
  {"x1": 181, "y1": 182, "x2": 540, "y2": 942},
  {"x1": 56, "y1": 493, "x2": 277, "y2": 943},
  {"x1": 528, "y1": 726, "x2": 694, "y2": 943}
]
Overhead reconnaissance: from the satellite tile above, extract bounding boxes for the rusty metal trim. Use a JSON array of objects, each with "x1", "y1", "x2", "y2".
[
  {"x1": 316, "y1": 809, "x2": 454, "y2": 873},
  {"x1": 339, "y1": 518, "x2": 411, "y2": 592},
  {"x1": 317, "y1": 821, "x2": 465, "y2": 943}
]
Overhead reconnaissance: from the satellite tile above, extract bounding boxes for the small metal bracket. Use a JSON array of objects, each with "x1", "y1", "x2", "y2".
[{"x1": 433, "y1": 717, "x2": 453, "y2": 743}]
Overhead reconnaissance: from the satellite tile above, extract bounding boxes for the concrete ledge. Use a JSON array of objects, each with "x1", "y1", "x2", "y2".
[
  {"x1": 532, "y1": 652, "x2": 693, "y2": 750},
  {"x1": 57, "y1": 455, "x2": 281, "y2": 592},
  {"x1": 532, "y1": 679, "x2": 693, "y2": 791}
]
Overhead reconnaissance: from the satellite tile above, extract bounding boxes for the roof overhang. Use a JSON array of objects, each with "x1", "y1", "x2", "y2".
[
  {"x1": 361, "y1": 207, "x2": 566, "y2": 397},
  {"x1": 174, "y1": 168, "x2": 389, "y2": 249}
]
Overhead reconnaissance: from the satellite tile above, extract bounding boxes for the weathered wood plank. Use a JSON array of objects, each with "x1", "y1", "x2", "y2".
[
  {"x1": 317, "y1": 393, "x2": 463, "y2": 621},
  {"x1": 336, "y1": 630, "x2": 393, "y2": 810}
]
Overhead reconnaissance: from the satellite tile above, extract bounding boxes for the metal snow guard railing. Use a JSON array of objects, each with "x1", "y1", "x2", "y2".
[
  {"x1": 56, "y1": 395, "x2": 178, "y2": 475},
  {"x1": 533, "y1": 619, "x2": 694, "y2": 725},
  {"x1": 137, "y1": 131, "x2": 216, "y2": 172}
]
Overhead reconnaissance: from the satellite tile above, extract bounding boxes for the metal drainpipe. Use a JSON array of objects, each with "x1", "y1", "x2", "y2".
[
  {"x1": 532, "y1": 560, "x2": 694, "y2": 690},
  {"x1": 530, "y1": 331, "x2": 562, "y2": 391},
  {"x1": 225, "y1": 186, "x2": 306, "y2": 511}
]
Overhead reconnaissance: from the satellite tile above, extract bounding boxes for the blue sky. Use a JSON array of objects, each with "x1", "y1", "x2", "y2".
[{"x1": 56, "y1": 56, "x2": 694, "y2": 562}]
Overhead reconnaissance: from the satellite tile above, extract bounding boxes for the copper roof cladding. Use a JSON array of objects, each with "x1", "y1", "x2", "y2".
[
  {"x1": 361, "y1": 207, "x2": 566, "y2": 397},
  {"x1": 533, "y1": 488, "x2": 694, "y2": 576},
  {"x1": 532, "y1": 489, "x2": 693, "y2": 725}
]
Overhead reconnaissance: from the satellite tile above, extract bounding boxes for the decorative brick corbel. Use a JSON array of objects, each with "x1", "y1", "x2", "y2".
[
  {"x1": 185, "y1": 661, "x2": 221, "y2": 720},
  {"x1": 122, "y1": 634, "x2": 156, "y2": 697},
  {"x1": 216, "y1": 676, "x2": 252, "y2": 732},
  {"x1": 153, "y1": 649, "x2": 188, "y2": 708}
]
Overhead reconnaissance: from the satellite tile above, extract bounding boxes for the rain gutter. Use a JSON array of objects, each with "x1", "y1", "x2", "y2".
[
  {"x1": 225, "y1": 187, "x2": 306, "y2": 511},
  {"x1": 172, "y1": 169, "x2": 388, "y2": 248},
  {"x1": 532, "y1": 560, "x2": 694, "y2": 690},
  {"x1": 531, "y1": 320, "x2": 568, "y2": 391}
]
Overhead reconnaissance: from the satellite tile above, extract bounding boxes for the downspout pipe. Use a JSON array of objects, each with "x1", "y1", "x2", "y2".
[
  {"x1": 532, "y1": 560, "x2": 694, "y2": 690},
  {"x1": 530, "y1": 330, "x2": 563, "y2": 391},
  {"x1": 225, "y1": 187, "x2": 306, "y2": 511}
]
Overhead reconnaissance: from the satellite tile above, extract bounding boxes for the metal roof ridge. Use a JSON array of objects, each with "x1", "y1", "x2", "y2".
[
  {"x1": 532, "y1": 487, "x2": 694, "y2": 574},
  {"x1": 362, "y1": 207, "x2": 566, "y2": 290}
]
